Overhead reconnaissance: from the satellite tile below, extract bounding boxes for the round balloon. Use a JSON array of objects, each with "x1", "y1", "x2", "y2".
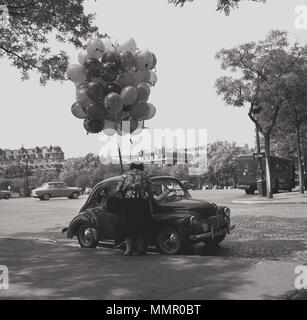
[
  {"x1": 144, "y1": 103, "x2": 156, "y2": 120},
  {"x1": 105, "y1": 82, "x2": 122, "y2": 95},
  {"x1": 118, "y1": 50, "x2": 134, "y2": 71},
  {"x1": 102, "y1": 38, "x2": 115, "y2": 53},
  {"x1": 130, "y1": 102, "x2": 150, "y2": 120},
  {"x1": 76, "y1": 87, "x2": 89, "y2": 103},
  {"x1": 150, "y1": 53, "x2": 157, "y2": 70},
  {"x1": 121, "y1": 86, "x2": 138, "y2": 105},
  {"x1": 114, "y1": 37, "x2": 137, "y2": 54},
  {"x1": 134, "y1": 70, "x2": 151, "y2": 84},
  {"x1": 83, "y1": 118, "x2": 104, "y2": 134},
  {"x1": 100, "y1": 62, "x2": 119, "y2": 83},
  {"x1": 83, "y1": 58, "x2": 101, "y2": 79},
  {"x1": 131, "y1": 121, "x2": 144, "y2": 135},
  {"x1": 104, "y1": 93, "x2": 123, "y2": 114},
  {"x1": 78, "y1": 50, "x2": 89, "y2": 66},
  {"x1": 148, "y1": 71, "x2": 158, "y2": 86},
  {"x1": 87, "y1": 38, "x2": 105, "y2": 59},
  {"x1": 103, "y1": 120, "x2": 117, "y2": 136},
  {"x1": 137, "y1": 83, "x2": 150, "y2": 102},
  {"x1": 86, "y1": 81, "x2": 105, "y2": 100},
  {"x1": 71, "y1": 102, "x2": 88, "y2": 119},
  {"x1": 105, "y1": 109, "x2": 123, "y2": 122},
  {"x1": 66, "y1": 64, "x2": 87, "y2": 83},
  {"x1": 86, "y1": 101, "x2": 105, "y2": 120},
  {"x1": 116, "y1": 71, "x2": 136, "y2": 88},
  {"x1": 91, "y1": 77, "x2": 106, "y2": 86},
  {"x1": 102, "y1": 51, "x2": 119, "y2": 65},
  {"x1": 134, "y1": 50, "x2": 153, "y2": 71},
  {"x1": 120, "y1": 119, "x2": 138, "y2": 134}
]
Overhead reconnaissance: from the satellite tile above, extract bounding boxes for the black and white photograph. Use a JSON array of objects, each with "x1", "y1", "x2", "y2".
[{"x1": 1, "y1": 0, "x2": 307, "y2": 309}]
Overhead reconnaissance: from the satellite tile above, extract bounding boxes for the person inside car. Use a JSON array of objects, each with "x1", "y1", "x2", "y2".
[{"x1": 152, "y1": 183, "x2": 175, "y2": 204}]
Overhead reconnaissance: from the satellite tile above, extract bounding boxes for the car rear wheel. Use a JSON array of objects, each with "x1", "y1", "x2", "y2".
[
  {"x1": 4, "y1": 194, "x2": 10, "y2": 200},
  {"x1": 156, "y1": 226, "x2": 185, "y2": 255},
  {"x1": 71, "y1": 192, "x2": 79, "y2": 199},
  {"x1": 77, "y1": 224, "x2": 98, "y2": 248}
]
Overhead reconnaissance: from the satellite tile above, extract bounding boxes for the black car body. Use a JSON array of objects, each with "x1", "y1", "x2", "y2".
[{"x1": 64, "y1": 176, "x2": 235, "y2": 254}]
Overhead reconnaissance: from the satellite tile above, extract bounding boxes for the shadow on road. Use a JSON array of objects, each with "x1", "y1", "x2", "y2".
[{"x1": 0, "y1": 238, "x2": 255, "y2": 300}]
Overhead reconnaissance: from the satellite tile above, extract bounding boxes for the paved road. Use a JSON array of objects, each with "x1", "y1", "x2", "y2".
[{"x1": 1, "y1": 190, "x2": 307, "y2": 299}]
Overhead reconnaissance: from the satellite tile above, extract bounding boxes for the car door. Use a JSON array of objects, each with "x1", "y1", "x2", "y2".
[
  {"x1": 88, "y1": 185, "x2": 119, "y2": 240},
  {"x1": 59, "y1": 183, "x2": 70, "y2": 197},
  {"x1": 45, "y1": 183, "x2": 55, "y2": 197}
]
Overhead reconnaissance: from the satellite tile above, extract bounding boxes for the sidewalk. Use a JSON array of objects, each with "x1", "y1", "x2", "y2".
[
  {"x1": 0, "y1": 238, "x2": 304, "y2": 300},
  {"x1": 232, "y1": 191, "x2": 307, "y2": 204}
]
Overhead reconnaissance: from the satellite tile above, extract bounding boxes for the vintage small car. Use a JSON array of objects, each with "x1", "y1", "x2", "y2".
[
  {"x1": 31, "y1": 182, "x2": 82, "y2": 200},
  {"x1": 63, "y1": 176, "x2": 235, "y2": 255},
  {"x1": 0, "y1": 190, "x2": 11, "y2": 200}
]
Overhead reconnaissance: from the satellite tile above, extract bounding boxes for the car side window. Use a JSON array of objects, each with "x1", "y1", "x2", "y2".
[{"x1": 90, "y1": 187, "x2": 109, "y2": 208}]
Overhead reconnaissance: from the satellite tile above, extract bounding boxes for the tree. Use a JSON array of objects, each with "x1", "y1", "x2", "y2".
[
  {"x1": 0, "y1": 0, "x2": 103, "y2": 84},
  {"x1": 271, "y1": 59, "x2": 307, "y2": 193},
  {"x1": 215, "y1": 30, "x2": 301, "y2": 198},
  {"x1": 207, "y1": 141, "x2": 251, "y2": 187},
  {"x1": 168, "y1": 0, "x2": 265, "y2": 15},
  {"x1": 170, "y1": 164, "x2": 189, "y2": 181}
]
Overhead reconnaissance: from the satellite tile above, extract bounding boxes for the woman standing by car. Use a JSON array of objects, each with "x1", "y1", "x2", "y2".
[{"x1": 116, "y1": 162, "x2": 154, "y2": 256}]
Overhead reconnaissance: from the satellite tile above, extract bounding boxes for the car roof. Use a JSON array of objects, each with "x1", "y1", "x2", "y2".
[
  {"x1": 47, "y1": 182, "x2": 65, "y2": 184},
  {"x1": 94, "y1": 175, "x2": 181, "y2": 189}
]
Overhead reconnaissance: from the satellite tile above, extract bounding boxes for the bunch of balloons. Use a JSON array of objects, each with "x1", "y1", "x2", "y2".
[{"x1": 67, "y1": 37, "x2": 157, "y2": 136}]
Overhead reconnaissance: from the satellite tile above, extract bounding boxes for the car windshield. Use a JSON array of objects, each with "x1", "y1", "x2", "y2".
[{"x1": 152, "y1": 178, "x2": 190, "y2": 203}]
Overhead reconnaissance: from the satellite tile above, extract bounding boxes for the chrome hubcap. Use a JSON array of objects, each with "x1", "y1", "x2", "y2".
[
  {"x1": 83, "y1": 228, "x2": 93, "y2": 243},
  {"x1": 160, "y1": 229, "x2": 180, "y2": 254}
]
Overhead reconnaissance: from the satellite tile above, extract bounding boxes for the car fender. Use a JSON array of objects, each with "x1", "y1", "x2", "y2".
[
  {"x1": 153, "y1": 212, "x2": 191, "y2": 238},
  {"x1": 66, "y1": 208, "x2": 102, "y2": 239}
]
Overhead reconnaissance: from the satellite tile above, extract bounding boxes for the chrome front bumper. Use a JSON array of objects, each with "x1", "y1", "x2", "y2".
[{"x1": 189, "y1": 225, "x2": 236, "y2": 242}]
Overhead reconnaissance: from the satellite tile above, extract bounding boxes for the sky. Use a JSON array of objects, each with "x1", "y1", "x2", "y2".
[{"x1": 1, "y1": 0, "x2": 307, "y2": 158}]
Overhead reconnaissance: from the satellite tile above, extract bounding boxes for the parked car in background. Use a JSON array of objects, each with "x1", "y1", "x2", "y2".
[
  {"x1": 180, "y1": 180, "x2": 197, "y2": 190},
  {"x1": 31, "y1": 182, "x2": 82, "y2": 200},
  {"x1": 0, "y1": 190, "x2": 11, "y2": 200},
  {"x1": 63, "y1": 176, "x2": 235, "y2": 255}
]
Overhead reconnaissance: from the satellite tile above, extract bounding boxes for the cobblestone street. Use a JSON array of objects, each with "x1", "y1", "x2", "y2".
[{"x1": 196, "y1": 214, "x2": 307, "y2": 263}]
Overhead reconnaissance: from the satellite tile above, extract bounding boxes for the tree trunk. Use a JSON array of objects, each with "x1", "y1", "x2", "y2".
[
  {"x1": 296, "y1": 125, "x2": 304, "y2": 194},
  {"x1": 264, "y1": 135, "x2": 273, "y2": 199}
]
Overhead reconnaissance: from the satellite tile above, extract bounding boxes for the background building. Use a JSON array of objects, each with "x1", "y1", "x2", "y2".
[{"x1": 0, "y1": 145, "x2": 64, "y2": 174}]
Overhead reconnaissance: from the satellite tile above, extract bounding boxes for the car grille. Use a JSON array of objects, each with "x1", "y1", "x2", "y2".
[{"x1": 191, "y1": 215, "x2": 227, "y2": 234}]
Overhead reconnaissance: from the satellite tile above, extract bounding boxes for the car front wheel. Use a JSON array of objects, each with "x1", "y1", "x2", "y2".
[
  {"x1": 4, "y1": 194, "x2": 10, "y2": 200},
  {"x1": 77, "y1": 224, "x2": 98, "y2": 248},
  {"x1": 40, "y1": 194, "x2": 50, "y2": 201},
  {"x1": 156, "y1": 226, "x2": 185, "y2": 255}
]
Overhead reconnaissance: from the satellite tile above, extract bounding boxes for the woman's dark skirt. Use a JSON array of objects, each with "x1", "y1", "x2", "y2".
[{"x1": 117, "y1": 198, "x2": 154, "y2": 240}]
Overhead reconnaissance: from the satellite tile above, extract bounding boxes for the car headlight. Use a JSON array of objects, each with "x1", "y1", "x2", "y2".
[
  {"x1": 201, "y1": 222, "x2": 208, "y2": 232},
  {"x1": 189, "y1": 216, "x2": 199, "y2": 226},
  {"x1": 224, "y1": 207, "x2": 230, "y2": 217}
]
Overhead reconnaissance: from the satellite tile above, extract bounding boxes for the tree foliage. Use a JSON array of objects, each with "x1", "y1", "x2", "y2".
[
  {"x1": 168, "y1": 0, "x2": 265, "y2": 15},
  {"x1": 215, "y1": 30, "x2": 306, "y2": 197},
  {"x1": 0, "y1": 0, "x2": 104, "y2": 84},
  {"x1": 207, "y1": 141, "x2": 251, "y2": 185}
]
